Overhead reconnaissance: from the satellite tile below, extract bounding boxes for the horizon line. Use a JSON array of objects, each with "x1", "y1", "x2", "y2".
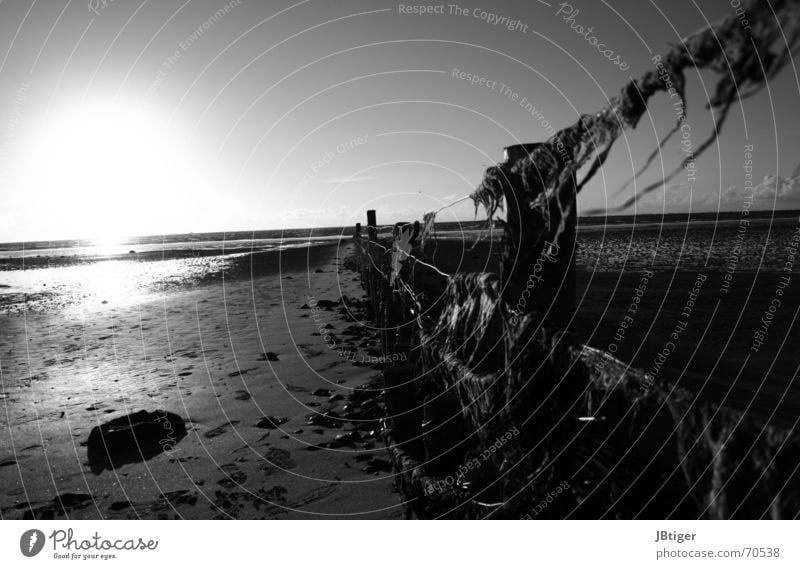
[{"x1": 2, "y1": 208, "x2": 799, "y2": 245}]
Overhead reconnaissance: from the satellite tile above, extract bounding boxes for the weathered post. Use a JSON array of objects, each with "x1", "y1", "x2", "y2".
[
  {"x1": 364, "y1": 210, "x2": 380, "y2": 325},
  {"x1": 354, "y1": 223, "x2": 364, "y2": 286},
  {"x1": 366, "y1": 210, "x2": 377, "y2": 241},
  {"x1": 498, "y1": 143, "x2": 576, "y2": 331}
]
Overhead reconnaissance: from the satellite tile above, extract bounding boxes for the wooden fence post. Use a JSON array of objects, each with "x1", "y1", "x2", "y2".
[
  {"x1": 367, "y1": 210, "x2": 377, "y2": 241},
  {"x1": 500, "y1": 143, "x2": 576, "y2": 331}
]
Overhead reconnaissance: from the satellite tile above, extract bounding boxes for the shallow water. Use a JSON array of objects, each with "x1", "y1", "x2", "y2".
[
  {"x1": 0, "y1": 255, "x2": 239, "y2": 313},
  {"x1": 2, "y1": 218, "x2": 798, "y2": 314},
  {"x1": 0, "y1": 240, "x2": 335, "y2": 314},
  {"x1": 577, "y1": 217, "x2": 800, "y2": 273}
]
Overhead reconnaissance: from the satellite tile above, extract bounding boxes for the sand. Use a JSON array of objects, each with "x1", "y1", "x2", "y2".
[
  {"x1": 4, "y1": 229, "x2": 797, "y2": 520},
  {"x1": 0, "y1": 243, "x2": 403, "y2": 519}
]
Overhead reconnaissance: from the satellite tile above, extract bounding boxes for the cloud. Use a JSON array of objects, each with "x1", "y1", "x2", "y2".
[
  {"x1": 627, "y1": 182, "x2": 719, "y2": 212},
  {"x1": 752, "y1": 174, "x2": 800, "y2": 200},
  {"x1": 723, "y1": 174, "x2": 800, "y2": 209},
  {"x1": 629, "y1": 174, "x2": 800, "y2": 213}
]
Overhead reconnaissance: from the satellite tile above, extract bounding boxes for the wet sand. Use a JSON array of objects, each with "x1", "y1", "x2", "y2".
[{"x1": 0, "y1": 243, "x2": 403, "y2": 519}]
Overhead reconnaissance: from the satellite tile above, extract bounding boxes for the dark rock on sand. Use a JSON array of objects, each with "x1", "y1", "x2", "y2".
[
  {"x1": 311, "y1": 388, "x2": 332, "y2": 397},
  {"x1": 228, "y1": 367, "x2": 257, "y2": 377},
  {"x1": 56, "y1": 493, "x2": 94, "y2": 509},
  {"x1": 87, "y1": 410, "x2": 187, "y2": 474},
  {"x1": 16, "y1": 493, "x2": 96, "y2": 520},
  {"x1": 259, "y1": 351, "x2": 280, "y2": 361},
  {"x1": 234, "y1": 390, "x2": 252, "y2": 400},
  {"x1": 331, "y1": 431, "x2": 361, "y2": 447},
  {"x1": 109, "y1": 500, "x2": 132, "y2": 511},
  {"x1": 203, "y1": 421, "x2": 240, "y2": 439},
  {"x1": 366, "y1": 457, "x2": 391, "y2": 471},
  {"x1": 159, "y1": 490, "x2": 198, "y2": 507},
  {"x1": 305, "y1": 411, "x2": 342, "y2": 428},
  {"x1": 256, "y1": 416, "x2": 289, "y2": 429}
]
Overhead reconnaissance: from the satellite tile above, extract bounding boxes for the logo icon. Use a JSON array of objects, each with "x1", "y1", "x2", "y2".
[{"x1": 20, "y1": 529, "x2": 45, "y2": 557}]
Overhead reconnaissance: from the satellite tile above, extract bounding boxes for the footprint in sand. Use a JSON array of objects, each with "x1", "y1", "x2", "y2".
[
  {"x1": 286, "y1": 484, "x2": 338, "y2": 508},
  {"x1": 203, "y1": 421, "x2": 240, "y2": 439},
  {"x1": 228, "y1": 368, "x2": 258, "y2": 378},
  {"x1": 259, "y1": 448, "x2": 297, "y2": 475},
  {"x1": 109, "y1": 501, "x2": 132, "y2": 512},
  {"x1": 158, "y1": 490, "x2": 198, "y2": 508},
  {"x1": 217, "y1": 463, "x2": 247, "y2": 489},
  {"x1": 233, "y1": 390, "x2": 251, "y2": 401}
]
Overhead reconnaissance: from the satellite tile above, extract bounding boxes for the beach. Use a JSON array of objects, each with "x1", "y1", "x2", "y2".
[
  {"x1": 0, "y1": 242, "x2": 403, "y2": 519},
  {"x1": 2, "y1": 217, "x2": 799, "y2": 519}
]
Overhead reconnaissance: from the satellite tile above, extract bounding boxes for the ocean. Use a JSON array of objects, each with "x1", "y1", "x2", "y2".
[{"x1": 2, "y1": 213, "x2": 798, "y2": 314}]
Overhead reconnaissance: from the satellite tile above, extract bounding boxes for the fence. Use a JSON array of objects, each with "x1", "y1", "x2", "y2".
[
  {"x1": 353, "y1": 186, "x2": 800, "y2": 521},
  {"x1": 350, "y1": 0, "x2": 800, "y2": 518}
]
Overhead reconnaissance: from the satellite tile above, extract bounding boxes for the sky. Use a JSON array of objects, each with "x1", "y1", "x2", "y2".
[{"x1": 0, "y1": 0, "x2": 798, "y2": 241}]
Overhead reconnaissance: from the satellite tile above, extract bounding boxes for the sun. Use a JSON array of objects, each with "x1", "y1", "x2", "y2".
[{"x1": 8, "y1": 97, "x2": 209, "y2": 241}]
